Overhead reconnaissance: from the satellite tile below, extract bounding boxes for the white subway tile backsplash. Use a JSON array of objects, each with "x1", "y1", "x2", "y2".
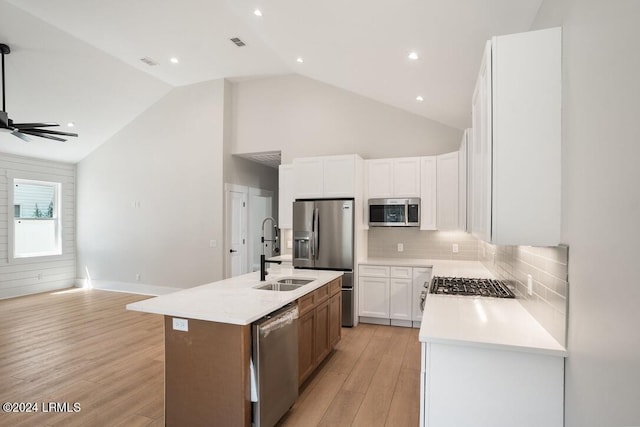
[
  {"x1": 368, "y1": 228, "x2": 478, "y2": 261},
  {"x1": 479, "y1": 240, "x2": 569, "y2": 346}
]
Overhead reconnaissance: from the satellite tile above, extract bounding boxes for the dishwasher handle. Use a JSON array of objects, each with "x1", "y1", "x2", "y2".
[{"x1": 259, "y1": 306, "x2": 299, "y2": 338}]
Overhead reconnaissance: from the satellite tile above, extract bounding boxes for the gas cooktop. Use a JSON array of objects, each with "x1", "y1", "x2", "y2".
[{"x1": 429, "y1": 276, "x2": 515, "y2": 298}]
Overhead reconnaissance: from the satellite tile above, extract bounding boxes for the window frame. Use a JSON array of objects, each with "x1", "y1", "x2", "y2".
[{"x1": 8, "y1": 175, "x2": 63, "y2": 262}]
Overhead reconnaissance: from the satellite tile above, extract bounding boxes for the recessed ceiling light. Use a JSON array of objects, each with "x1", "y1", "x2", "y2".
[
  {"x1": 254, "y1": 9, "x2": 263, "y2": 17},
  {"x1": 170, "y1": 57, "x2": 179, "y2": 64},
  {"x1": 67, "y1": 122, "x2": 75, "y2": 128},
  {"x1": 416, "y1": 96, "x2": 424, "y2": 102},
  {"x1": 408, "y1": 52, "x2": 419, "y2": 60},
  {"x1": 296, "y1": 57, "x2": 304, "y2": 63}
]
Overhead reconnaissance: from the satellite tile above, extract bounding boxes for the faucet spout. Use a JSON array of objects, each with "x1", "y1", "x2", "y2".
[{"x1": 260, "y1": 217, "x2": 281, "y2": 281}]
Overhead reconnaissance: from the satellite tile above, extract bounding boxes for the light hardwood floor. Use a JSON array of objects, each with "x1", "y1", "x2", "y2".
[{"x1": 0, "y1": 289, "x2": 420, "y2": 427}]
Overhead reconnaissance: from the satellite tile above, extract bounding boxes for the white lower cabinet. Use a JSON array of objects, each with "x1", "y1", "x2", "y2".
[
  {"x1": 359, "y1": 264, "x2": 431, "y2": 327},
  {"x1": 358, "y1": 276, "x2": 390, "y2": 318},
  {"x1": 420, "y1": 342, "x2": 564, "y2": 427}
]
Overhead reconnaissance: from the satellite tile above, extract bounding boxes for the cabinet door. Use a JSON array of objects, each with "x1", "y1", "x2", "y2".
[
  {"x1": 293, "y1": 157, "x2": 324, "y2": 199},
  {"x1": 458, "y1": 131, "x2": 469, "y2": 232},
  {"x1": 314, "y1": 300, "x2": 330, "y2": 364},
  {"x1": 412, "y1": 268, "x2": 432, "y2": 322},
  {"x1": 329, "y1": 292, "x2": 342, "y2": 348},
  {"x1": 389, "y1": 278, "x2": 412, "y2": 321},
  {"x1": 437, "y1": 151, "x2": 459, "y2": 230},
  {"x1": 366, "y1": 159, "x2": 394, "y2": 198},
  {"x1": 298, "y1": 309, "x2": 315, "y2": 385},
  {"x1": 393, "y1": 158, "x2": 421, "y2": 197},
  {"x1": 420, "y1": 157, "x2": 437, "y2": 230},
  {"x1": 470, "y1": 41, "x2": 492, "y2": 242},
  {"x1": 359, "y1": 277, "x2": 390, "y2": 318},
  {"x1": 278, "y1": 164, "x2": 294, "y2": 229},
  {"x1": 323, "y1": 155, "x2": 355, "y2": 198}
]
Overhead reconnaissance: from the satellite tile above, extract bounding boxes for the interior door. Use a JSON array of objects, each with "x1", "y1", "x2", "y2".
[{"x1": 226, "y1": 188, "x2": 247, "y2": 278}]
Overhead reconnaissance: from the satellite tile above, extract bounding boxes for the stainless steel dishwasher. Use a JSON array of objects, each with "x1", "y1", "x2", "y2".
[{"x1": 252, "y1": 303, "x2": 299, "y2": 427}]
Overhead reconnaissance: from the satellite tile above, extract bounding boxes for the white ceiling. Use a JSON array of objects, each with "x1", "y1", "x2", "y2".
[{"x1": 0, "y1": 0, "x2": 543, "y2": 164}]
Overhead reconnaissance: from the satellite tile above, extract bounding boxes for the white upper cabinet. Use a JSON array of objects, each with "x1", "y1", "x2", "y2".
[
  {"x1": 392, "y1": 158, "x2": 421, "y2": 197},
  {"x1": 419, "y1": 156, "x2": 437, "y2": 230},
  {"x1": 278, "y1": 164, "x2": 294, "y2": 229},
  {"x1": 458, "y1": 130, "x2": 469, "y2": 232},
  {"x1": 436, "y1": 151, "x2": 459, "y2": 231},
  {"x1": 323, "y1": 155, "x2": 357, "y2": 197},
  {"x1": 470, "y1": 27, "x2": 562, "y2": 246},
  {"x1": 366, "y1": 157, "x2": 420, "y2": 199},
  {"x1": 293, "y1": 157, "x2": 324, "y2": 199},
  {"x1": 294, "y1": 155, "x2": 359, "y2": 199},
  {"x1": 366, "y1": 159, "x2": 394, "y2": 198}
]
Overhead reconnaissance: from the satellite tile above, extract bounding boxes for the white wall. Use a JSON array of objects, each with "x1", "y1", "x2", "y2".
[
  {"x1": 532, "y1": 1, "x2": 640, "y2": 425},
  {"x1": 230, "y1": 74, "x2": 462, "y2": 162},
  {"x1": 77, "y1": 80, "x2": 225, "y2": 289},
  {"x1": 0, "y1": 154, "x2": 76, "y2": 299}
]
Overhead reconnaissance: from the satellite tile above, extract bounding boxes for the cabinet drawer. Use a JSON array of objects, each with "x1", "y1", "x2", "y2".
[
  {"x1": 359, "y1": 265, "x2": 390, "y2": 278},
  {"x1": 314, "y1": 284, "x2": 330, "y2": 304},
  {"x1": 390, "y1": 267, "x2": 412, "y2": 279},
  {"x1": 298, "y1": 293, "x2": 315, "y2": 316},
  {"x1": 329, "y1": 278, "x2": 342, "y2": 296}
]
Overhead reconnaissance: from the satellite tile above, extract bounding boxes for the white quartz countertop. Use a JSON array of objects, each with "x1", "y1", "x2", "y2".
[
  {"x1": 360, "y1": 258, "x2": 566, "y2": 357},
  {"x1": 126, "y1": 267, "x2": 342, "y2": 325},
  {"x1": 419, "y1": 294, "x2": 567, "y2": 357},
  {"x1": 266, "y1": 254, "x2": 293, "y2": 262}
]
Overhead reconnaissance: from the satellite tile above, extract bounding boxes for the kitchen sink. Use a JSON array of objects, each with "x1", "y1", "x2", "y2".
[
  {"x1": 255, "y1": 283, "x2": 304, "y2": 291},
  {"x1": 276, "y1": 278, "x2": 314, "y2": 286},
  {"x1": 254, "y1": 278, "x2": 314, "y2": 292}
]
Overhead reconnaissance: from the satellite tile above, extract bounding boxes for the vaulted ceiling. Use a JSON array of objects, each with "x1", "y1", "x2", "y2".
[{"x1": 0, "y1": 0, "x2": 543, "y2": 163}]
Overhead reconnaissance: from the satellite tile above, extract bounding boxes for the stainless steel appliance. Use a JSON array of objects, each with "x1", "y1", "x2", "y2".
[
  {"x1": 293, "y1": 199, "x2": 355, "y2": 327},
  {"x1": 368, "y1": 198, "x2": 420, "y2": 227},
  {"x1": 252, "y1": 304, "x2": 299, "y2": 427}
]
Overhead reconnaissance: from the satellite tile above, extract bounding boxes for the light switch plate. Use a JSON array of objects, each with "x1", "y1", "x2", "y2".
[
  {"x1": 172, "y1": 318, "x2": 189, "y2": 332},
  {"x1": 527, "y1": 274, "x2": 533, "y2": 296},
  {"x1": 452, "y1": 244, "x2": 459, "y2": 253},
  {"x1": 397, "y1": 243, "x2": 404, "y2": 252}
]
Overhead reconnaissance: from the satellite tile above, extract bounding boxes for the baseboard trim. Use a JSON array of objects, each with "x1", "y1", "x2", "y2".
[{"x1": 75, "y1": 279, "x2": 180, "y2": 296}]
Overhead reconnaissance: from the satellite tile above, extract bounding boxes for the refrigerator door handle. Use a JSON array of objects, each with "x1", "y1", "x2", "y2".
[
  {"x1": 310, "y1": 208, "x2": 316, "y2": 259},
  {"x1": 313, "y1": 208, "x2": 320, "y2": 260}
]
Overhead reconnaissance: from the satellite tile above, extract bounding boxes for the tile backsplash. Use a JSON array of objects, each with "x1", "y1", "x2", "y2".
[
  {"x1": 479, "y1": 241, "x2": 569, "y2": 346},
  {"x1": 367, "y1": 228, "x2": 478, "y2": 260},
  {"x1": 367, "y1": 227, "x2": 568, "y2": 346}
]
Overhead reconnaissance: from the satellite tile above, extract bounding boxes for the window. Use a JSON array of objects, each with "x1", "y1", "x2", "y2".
[{"x1": 12, "y1": 178, "x2": 62, "y2": 258}]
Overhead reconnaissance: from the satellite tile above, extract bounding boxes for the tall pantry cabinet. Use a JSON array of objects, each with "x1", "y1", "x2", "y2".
[{"x1": 469, "y1": 27, "x2": 562, "y2": 246}]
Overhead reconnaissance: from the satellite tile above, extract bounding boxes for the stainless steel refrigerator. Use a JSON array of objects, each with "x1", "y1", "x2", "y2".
[{"x1": 293, "y1": 199, "x2": 354, "y2": 327}]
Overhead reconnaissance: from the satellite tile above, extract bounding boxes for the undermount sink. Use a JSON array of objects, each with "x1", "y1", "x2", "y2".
[{"x1": 253, "y1": 278, "x2": 315, "y2": 292}]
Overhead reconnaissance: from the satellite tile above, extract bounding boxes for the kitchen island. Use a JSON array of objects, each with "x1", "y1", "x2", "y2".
[{"x1": 127, "y1": 267, "x2": 343, "y2": 427}]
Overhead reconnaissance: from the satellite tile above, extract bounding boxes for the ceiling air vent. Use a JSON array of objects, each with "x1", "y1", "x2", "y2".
[
  {"x1": 140, "y1": 57, "x2": 158, "y2": 66},
  {"x1": 230, "y1": 37, "x2": 246, "y2": 47}
]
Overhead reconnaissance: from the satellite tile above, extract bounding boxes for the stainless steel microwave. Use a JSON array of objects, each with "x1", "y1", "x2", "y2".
[{"x1": 368, "y1": 198, "x2": 420, "y2": 227}]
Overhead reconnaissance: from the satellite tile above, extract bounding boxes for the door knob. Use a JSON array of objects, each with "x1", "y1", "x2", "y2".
[{"x1": 230, "y1": 249, "x2": 238, "y2": 253}]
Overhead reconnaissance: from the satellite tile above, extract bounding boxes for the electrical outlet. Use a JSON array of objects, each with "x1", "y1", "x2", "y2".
[
  {"x1": 527, "y1": 274, "x2": 533, "y2": 296},
  {"x1": 452, "y1": 244, "x2": 459, "y2": 253},
  {"x1": 136, "y1": 273, "x2": 141, "y2": 281},
  {"x1": 172, "y1": 318, "x2": 189, "y2": 332},
  {"x1": 209, "y1": 239, "x2": 217, "y2": 248},
  {"x1": 287, "y1": 239, "x2": 293, "y2": 249},
  {"x1": 397, "y1": 243, "x2": 404, "y2": 252}
]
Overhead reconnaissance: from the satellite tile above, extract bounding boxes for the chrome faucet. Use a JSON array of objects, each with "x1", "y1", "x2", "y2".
[{"x1": 260, "y1": 217, "x2": 281, "y2": 281}]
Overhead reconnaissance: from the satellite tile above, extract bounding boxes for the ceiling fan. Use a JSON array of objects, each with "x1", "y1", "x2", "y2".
[{"x1": 0, "y1": 43, "x2": 78, "y2": 142}]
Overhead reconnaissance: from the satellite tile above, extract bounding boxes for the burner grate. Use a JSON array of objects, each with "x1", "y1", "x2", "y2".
[{"x1": 429, "y1": 276, "x2": 515, "y2": 298}]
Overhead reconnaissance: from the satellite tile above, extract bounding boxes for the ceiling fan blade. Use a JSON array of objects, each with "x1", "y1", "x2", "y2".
[
  {"x1": 11, "y1": 131, "x2": 32, "y2": 142},
  {"x1": 12, "y1": 122, "x2": 60, "y2": 129},
  {"x1": 19, "y1": 128, "x2": 78, "y2": 137},
  {"x1": 18, "y1": 129, "x2": 67, "y2": 142}
]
